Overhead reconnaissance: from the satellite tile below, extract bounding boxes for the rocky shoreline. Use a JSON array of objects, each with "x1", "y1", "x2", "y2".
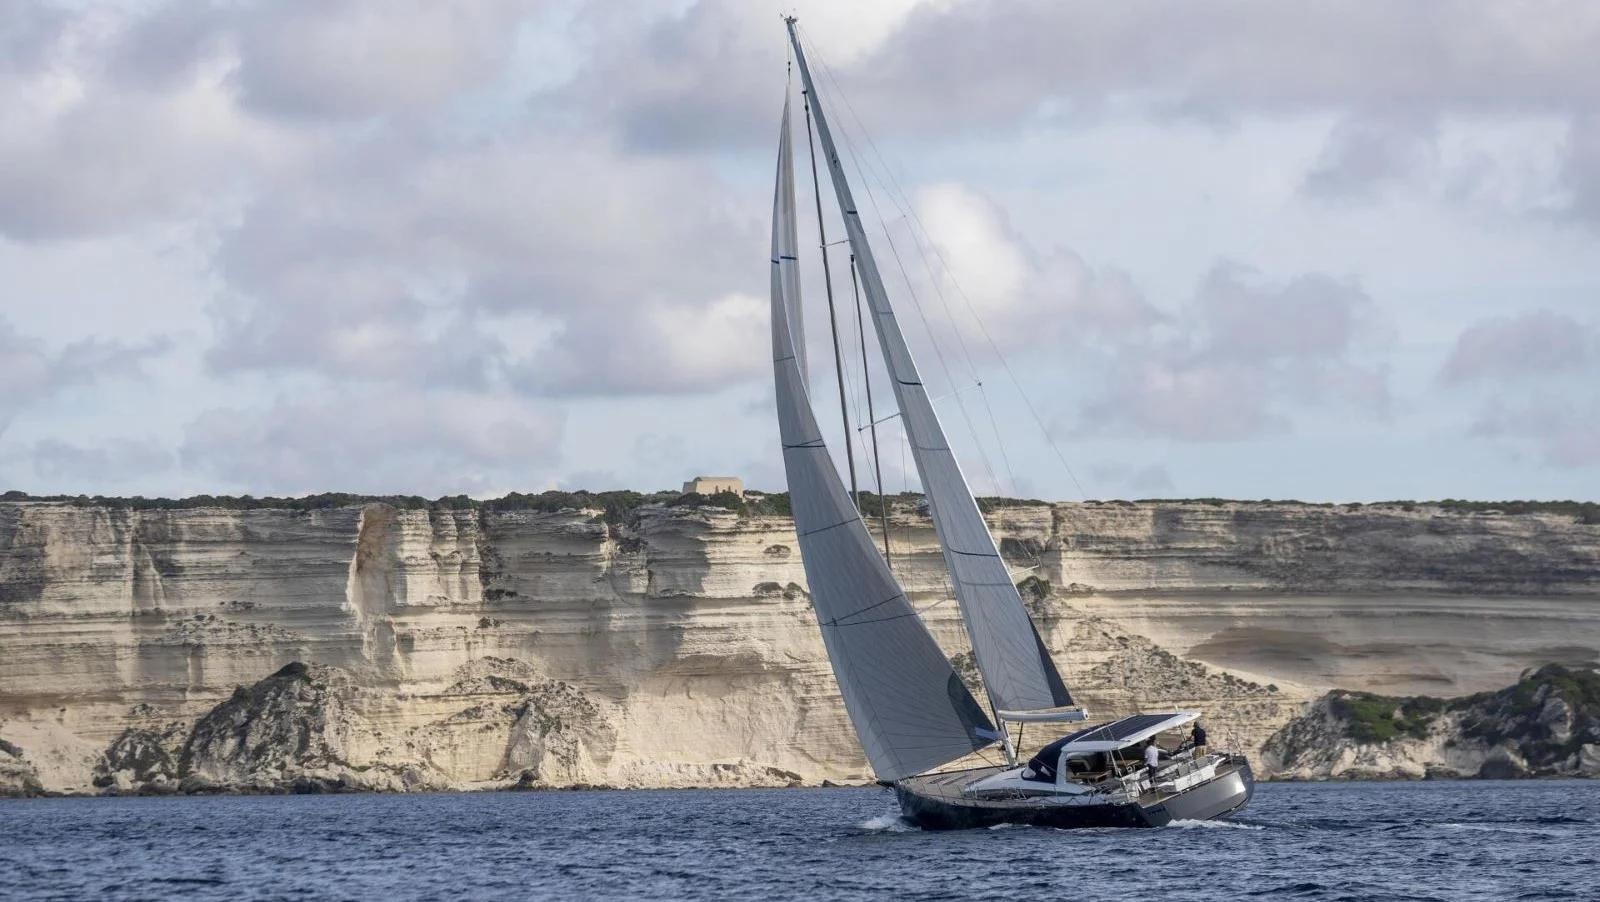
[
  {"x1": 7, "y1": 661, "x2": 1599, "y2": 798},
  {"x1": 1263, "y1": 664, "x2": 1600, "y2": 781}
]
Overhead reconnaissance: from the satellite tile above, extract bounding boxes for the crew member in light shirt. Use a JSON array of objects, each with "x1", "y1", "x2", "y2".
[{"x1": 1143, "y1": 739, "x2": 1161, "y2": 781}]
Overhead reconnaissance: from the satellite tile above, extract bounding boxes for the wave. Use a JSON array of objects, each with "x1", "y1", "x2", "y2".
[
  {"x1": 1168, "y1": 818, "x2": 1266, "y2": 830},
  {"x1": 855, "y1": 813, "x2": 916, "y2": 833}
]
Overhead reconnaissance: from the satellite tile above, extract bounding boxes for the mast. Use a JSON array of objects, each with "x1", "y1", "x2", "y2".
[
  {"x1": 801, "y1": 87, "x2": 860, "y2": 508},
  {"x1": 852, "y1": 254, "x2": 892, "y2": 567},
  {"x1": 787, "y1": 21, "x2": 1078, "y2": 765}
]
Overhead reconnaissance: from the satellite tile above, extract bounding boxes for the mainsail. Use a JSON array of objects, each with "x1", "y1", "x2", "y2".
[
  {"x1": 787, "y1": 22, "x2": 1073, "y2": 716},
  {"x1": 770, "y1": 97, "x2": 997, "y2": 781}
]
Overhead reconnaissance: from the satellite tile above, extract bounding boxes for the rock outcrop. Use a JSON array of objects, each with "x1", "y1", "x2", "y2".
[
  {"x1": 0, "y1": 496, "x2": 1596, "y2": 792},
  {"x1": 1262, "y1": 664, "x2": 1600, "y2": 780},
  {"x1": 0, "y1": 736, "x2": 44, "y2": 797}
]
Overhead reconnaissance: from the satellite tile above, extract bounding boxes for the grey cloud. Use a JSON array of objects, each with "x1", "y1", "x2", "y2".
[
  {"x1": 180, "y1": 388, "x2": 564, "y2": 496},
  {"x1": 1470, "y1": 399, "x2": 1600, "y2": 469},
  {"x1": 901, "y1": 182, "x2": 1165, "y2": 359},
  {"x1": 24, "y1": 438, "x2": 174, "y2": 484},
  {"x1": 99, "y1": 0, "x2": 538, "y2": 121},
  {"x1": 1078, "y1": 262, "x2": 1390, "y2": 441},
  {"x1": 102, "y1": 1, "x2": 229, "y2": 91},
  {"x1": 507, "y1": 294, "x2": 765, "y2": 398},
  {"x1": 0, "y1": 3, "x2": 295, "y2": 241},
  {"x1": 0, "y1": 84, "x2": 276, "y2": 241},
  {"x1": 551, "y1": 0, "x2": 1600, "y2": 221},
  {"x1": 1194, "y1": 264, "x2": 1384, "y2": 362},
  {"x1": 867, "y1": 1, "x2": 1600, "y2": 126},
  {"x1": 1301, "y1": 115, "x2": 1440, "y2": 201},
  {"x1": 558, "y1": 1, "x2": 1600, "y2": 152},
  {"x1": 550, "y1": 0, "x2": 784, "y2": 153},
  {"x1": 0, "y1": 319, "x2": 171, "y2": 434},
  {"x1": 1560, "y1": 113, "x2": 1600, "y2": 225},
  {"x1": 1439, "y1": 311, "x2": 1598, "y2": 385},
  {"x1": 205, "y1": 119, "x2": 762, "y2": 396},
  {"x1": 226, "y1": 0, "x2": 539, "y2": 121},
  {"x1": 0, "y1": 3, "x2": 69, "y2": 76},
  {"x1": 1444, "y1": 310, "x2": 1600, "y2": 468},
  {"x1": 860, "y1": 1, "x2": 1600, "y2": 216}
]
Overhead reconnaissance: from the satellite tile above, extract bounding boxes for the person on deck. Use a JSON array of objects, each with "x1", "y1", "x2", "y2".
[
  {"x1": 1143, "y1": 739, "x2": 1162, "y2": 781},
  {"x1": 1189, "y1": 721, "x2": 1208, "y2": 757}
]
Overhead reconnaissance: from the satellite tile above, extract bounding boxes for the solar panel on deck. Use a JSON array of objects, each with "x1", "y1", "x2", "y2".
[{"x1": 1024, "y1": 713, "x2": 1190, "y2": 776}]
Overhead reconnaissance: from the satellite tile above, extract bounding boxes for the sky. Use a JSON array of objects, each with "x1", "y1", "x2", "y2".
[{"x1": 1, "y1": 0, "x2": 1598, "y2": 503}]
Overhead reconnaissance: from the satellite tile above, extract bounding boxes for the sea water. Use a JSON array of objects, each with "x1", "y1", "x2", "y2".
[{"x1": 4, "y1": 781, "x2": 1597, "y2": 900}]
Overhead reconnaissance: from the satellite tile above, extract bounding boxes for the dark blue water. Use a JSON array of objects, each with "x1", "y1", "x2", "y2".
[{"x1": 4, "y1": 781, "x2": 1597, "y2": 901}]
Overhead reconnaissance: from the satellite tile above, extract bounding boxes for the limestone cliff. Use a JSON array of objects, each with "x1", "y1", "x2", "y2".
[
  {"x1": 1262, "y1": 664, "x2": 1600, "y2": 780},
  {"x1": 0, "y1": 497, "x2": 1596, "y2": 794}
]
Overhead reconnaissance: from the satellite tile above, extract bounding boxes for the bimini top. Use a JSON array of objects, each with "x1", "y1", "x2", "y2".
[{"x1": 1025, "y1": 712, "x2": 1201, "y2": 772}]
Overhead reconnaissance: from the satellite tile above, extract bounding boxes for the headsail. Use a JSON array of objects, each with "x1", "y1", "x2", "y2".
[
  {"x1": 787, "y1": 22, "x2": 1072, "y2": 716},
  {"x1": 770, "y1": 96, "x2": 997, "y2": 781}
]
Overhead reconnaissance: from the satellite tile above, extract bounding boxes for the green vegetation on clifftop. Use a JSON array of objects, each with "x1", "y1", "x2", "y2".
[{"x1": 3, "y1": 490, "x2": 1596, "y2": 525}]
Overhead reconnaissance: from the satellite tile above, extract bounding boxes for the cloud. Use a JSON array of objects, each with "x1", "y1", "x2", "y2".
[
  {"x1": 1301, "y1": 115, "x2": 1440, "y2": 201},
  {"x1": 1559, "y1": 112, "x2": 1600, "y2": 225},
  {"x1": 1469, "y1": 399, "x2": 1600, "y2": 469},
  {"x1": 550, "y1": 0, "x2": 930, "y2": 154},
  {"x1": 0, "y1": 4, "x2": 302, "y2": 241},
  {"x1": 226, "y1": 0, "x2": 538, "y2": 121},
  {"x1": 1441, "y1": 310, "x2": 1600, "y2": 469},
  {"x1": 1077, "y1": 262, "x2": 1391, "y2": 441},
  {"x1": 849, "y1": 1, "x2": 1600, "y2": 219},
  {"x1": 865, "y1": 1, "x2": 1600, "y2": 125},
  {"x1": 202, "y1": 119, "x2": 763, "y2": 397},
  {"x1": 99, "y1": 0, "x2": 540, "y2": 121},
  {"x1": 908, "y1": 182, "x2": 1161, "y2": 352},
  {"x1": 510, "y1": 293, "x2": 766, "y2": 397},
  {"x1": 1439, "y1": 310, "x2": 1598, "y2": 385},
  {"x1": 179, "y1": 388, "x2": 564, "y2": 496},
  {"x1": 821, "y1": 181, "x2": 1389, "y2": 443},
  {"x1": 20, "y1": 438, "x2": 174, "y2": 485},
  {"x1": 0, "y1": 318, "x2": 171, "y2": 435}
]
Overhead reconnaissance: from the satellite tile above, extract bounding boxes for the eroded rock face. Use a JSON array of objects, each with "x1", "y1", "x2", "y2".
[
  {"x1": 180, "y1": 662, "x2": 359, "y2": 790},
  {"x1": 94, "y1": 727, "x2": 182, "y2": 791},
  {"x1": 1262, "y1": 664, "x2": 1600, "y2": 780},
  {"x1": 0, "y1": 737, "x2": 44, "y2": 797},
  {"x1": 0, "y1": 498, "x2": 1596, "y2": 792}
]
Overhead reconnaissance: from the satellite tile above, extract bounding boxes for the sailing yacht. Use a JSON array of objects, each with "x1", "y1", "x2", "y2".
[{"x1": 770, "y1": 18, "x2": 1254, "y2": 830}]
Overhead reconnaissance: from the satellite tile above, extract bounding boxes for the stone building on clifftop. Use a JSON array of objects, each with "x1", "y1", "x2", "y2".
[{"x1": 682, "y1": 476, "x2": 743, "y2": 496}]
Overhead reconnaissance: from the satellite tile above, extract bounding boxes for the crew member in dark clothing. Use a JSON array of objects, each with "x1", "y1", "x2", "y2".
[{"x1": 1188, "y1": 721, "x2": 1208, "y2": 757}]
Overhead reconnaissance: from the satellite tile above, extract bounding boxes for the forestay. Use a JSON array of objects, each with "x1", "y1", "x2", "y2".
[
  {"x1": 770, "y1": 97, "x2": 997, "y2": 782},
  {"x1": 786, "y1": 22, "x2": 1072, "y2": 716}
]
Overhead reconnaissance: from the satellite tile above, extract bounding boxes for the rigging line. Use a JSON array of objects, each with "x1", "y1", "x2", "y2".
[
  {"x1": 871, "y1": 176, "x2": 1022, "y2": 499},
  {"x1": 852, "y1": 253, "x2": 893, "y2": 567},
  {"x1": 857, "y1": 381, "x2": 985, "y2": 430},
  {"x1": 801, "y1": 88, "x2": 860, "y2": 509},
  {"x1": 826, "y1": 594, "x2": 953, "y2": 628},
  {"x1": 976, "y1": 383, "x2": 1022, "y2": 500},
  {"x1": 798, "y1": 26, "x2": 1086, "y2": 501},
  {"x1": 821, "y1": 102, "x2": 991, "y2": 486},
  {"x1": 879, "y1": 216, "x2": 1007, "y2": 500},
  {"x1": 799, "y1": 32, "x2": 1009, "y2": 500}
]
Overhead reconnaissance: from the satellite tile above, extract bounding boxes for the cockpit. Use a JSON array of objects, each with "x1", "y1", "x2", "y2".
[{"x1": 1019, "y1": 712, "x2": 1202, "y2": 785}]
